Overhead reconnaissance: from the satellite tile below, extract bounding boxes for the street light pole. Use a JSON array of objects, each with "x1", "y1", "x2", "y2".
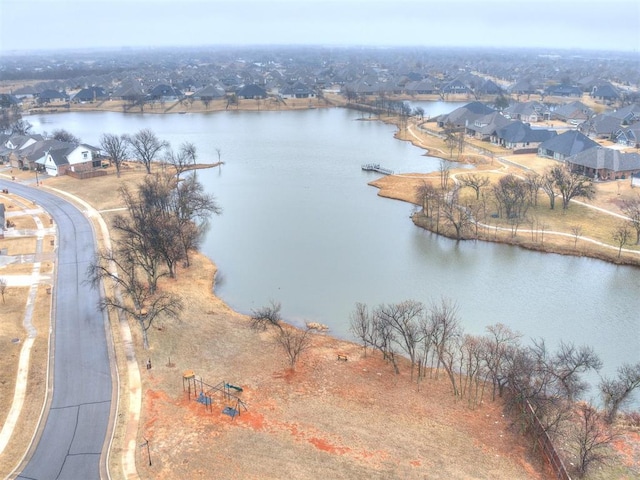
[
  {"x1": 140, "y1": 437, "x2": 152, "y2": 466},
  {"x1": 35, "y1": 169, "x2": 39, "y2": 186}
]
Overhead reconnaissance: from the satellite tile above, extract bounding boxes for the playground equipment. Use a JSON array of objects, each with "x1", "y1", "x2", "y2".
[{"x1": 182, "y1": 370, "x2": 248, "y2": 420}]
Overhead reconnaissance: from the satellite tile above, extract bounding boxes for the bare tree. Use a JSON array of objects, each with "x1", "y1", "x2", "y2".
[
  {"x1": 87, "y1": 248, "x2": 182, "y2": 349},
  {"x1": 171, "y1": 174, "x2": 221, "y2": 267},
  {"x1": 523, "y1": 171, "x2": 543, "y2": 206},
  {"x1": 612, "y1": 223, "x2": 631, "y2": 258},
  {"x1": 51, "y1": 128, "x2": 81, "y2": 144},
  {"x1": 0, "y1": 277, "x2": 6, "y2": 303},
  {"x1": 374, "y1": 300, "x2": 425, "y2": 380},
  {"x1": 443, "y1": 122, "x2": 458, "y2": 158},
  {"x1": 429, "y1": 296, "x2": 462, "y2": 395},
  {"x1": 439, "y1": 159, "x2": 451, "y2": 190},
  {"x1": 350, "y1": 302, "x2": 373, "y2": 355},
  {"x1": 251, "y1": 300, "x2": 283, "y2": 331},
  {"x1": 549, "y1": 164, "x2": 595, "y2": 210},
  {"x1": 599, "y1": 361, "x2": 640, "y2": 424},
  {"x1": 458, "y1": 173, "x2": 490, "y2": 200},
  {"x1": 441, "y1": 185, "x2": 473, "y2": 240},
  {"x1": 482, "y1": 323, "x2": 522, "y2": 400},
  {"x1": 570, "y1": 225, "x2": 583, "y2": 248},
  {"x1": 125, "y1": 128, "x2": 168, "y2": 174},
  {"x1": 540, "y1": 170, "x2": 557, "y2": 210},
  {"x1": 551, "y1": 342, "x2": 602, "y2": 401},
  {"x1": 100, "y1": 133, "x2": 129, "y2": 178},
  {"x1": 165, "y1": 146, "x2": 190, "y2": 180},
  {"x1": 493, "y1": 174, "x2": 530, "y2": 220},
  {"x1": 275, "y1": 326, "x2": 312, "y2": 370},
  {"x1": 10, "y1": 119, "x2": 33, "y2": 135},
  {"x1": 620, "y1": 196, "x2": 640, "y2": 244},
  {"x1": 415, "y1": 180, "x2": 440, "y2": 219},
  {"x1": 571, "y1": 403, "x2": 617, "y2": 478}
]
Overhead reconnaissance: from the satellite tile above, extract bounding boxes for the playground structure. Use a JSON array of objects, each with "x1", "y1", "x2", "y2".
[{"x1": 182, "y1": 370, "x2": 248, "y2": 420}]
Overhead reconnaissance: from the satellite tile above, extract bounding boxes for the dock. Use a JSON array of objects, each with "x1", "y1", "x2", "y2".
[{"x1": 361, "y1": 163, "x2": 394, "y2": 175}]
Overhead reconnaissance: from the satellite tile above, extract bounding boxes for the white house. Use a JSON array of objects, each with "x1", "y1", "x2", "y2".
[{"x1": 41, "y1": 144, "x2": 100, "y2": 176}]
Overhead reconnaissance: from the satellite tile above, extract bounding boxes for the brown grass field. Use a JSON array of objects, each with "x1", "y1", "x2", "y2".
[{"x1": 1, "y1": 97, "x2": 639, "y2": 479}]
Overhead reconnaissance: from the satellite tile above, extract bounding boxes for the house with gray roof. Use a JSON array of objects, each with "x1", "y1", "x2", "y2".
[
  {"x1": 610, "y1": 103, "x2": 640, "y2": 125},
  {"x1": 551, "y1": 101, "x2": 593, "y2": 125},
  {"x1": 192, "y1": 84, "x2": 226, "y2": 100},
  {"x1": 503, "y1": 101, "x2": 550, "y2": 122},
  {"x1": 566, "y1": 147, "x2": 640, "y2": 180},
  {"x1": 466, "y1": 111, "x2": 512, "y2": 141},
  {"x1": 36, "y1": 89, "x2": 69, "y2": 104},
  {"x1": 40, "y1": 143, "x2": 100, "y2": 177},
  {"x1": 437, "y1": 102, "x2": 495, "y2": 129},
  {"x1": 280, "y1": 81, "x2": 315, "y2": 99},
  {"x1": 495, "y1": 121, "x2": 557, "y2": 153},
  {"x1": 581, "y1": 113, "x2": 623, "y2": 139},
  {"x1": 72, "y1": 86, "x2": 108, "y2": 103},
  {"x1": 615, "y1": 125, "x2": 640, "y2": 148},
  {"x1": 236, "y1": 84, "x2": 267, "y2": 99},
  {"x1": 591, "y1": 83, "x2": 619, "y2": 103},
  {"x1": 537, "y1": 130, "x2": 599, "y2": 161}
]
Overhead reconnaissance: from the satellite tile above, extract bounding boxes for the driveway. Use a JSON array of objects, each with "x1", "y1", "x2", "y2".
[{"x1": 1, "y1": 180, "x2": 114, "y2": 480}]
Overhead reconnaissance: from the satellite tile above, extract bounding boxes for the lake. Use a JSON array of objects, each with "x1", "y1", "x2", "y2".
[{"x1": 29, "y1": 105, "x2": 640, "y2": 404}]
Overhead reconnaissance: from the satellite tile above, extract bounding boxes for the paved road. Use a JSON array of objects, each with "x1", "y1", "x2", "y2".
[{"x1": 1, "y1": 180, "x2": 114, "y2": 480}]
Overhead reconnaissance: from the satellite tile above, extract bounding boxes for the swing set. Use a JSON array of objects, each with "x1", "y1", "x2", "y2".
[{"x1": 182, "y1": 370, "x2": 248, "y2": 420}]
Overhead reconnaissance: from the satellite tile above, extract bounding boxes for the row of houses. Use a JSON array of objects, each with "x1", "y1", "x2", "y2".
[
  {"x1": 437, "y1": 101, "x2": 640, "y2": 181},
  {"x1": 0, "y1": 134, "x2": 101, "y2": 176}
]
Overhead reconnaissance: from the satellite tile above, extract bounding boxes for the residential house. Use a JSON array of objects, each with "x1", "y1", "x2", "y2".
[
  {"x1": 545, "y1": 84, "x2": 582, "y2": 97},
  {"x1": 537, "y1": 130, "x2": 599, "y2": 161},
  {"x1": 503, "y1": 101, "x2": 550, "y2": 122},
  {"x1": 147, "y1": 84, "x2": 183, "y2": 102},
  {"x1": 551, "y1": 101, "x2": 593, "y2": 125},
  {"x1": 441, "y1": 78, "x2": 471, "y2": 95},
  {"x1": 16, "y1": 138, "x2": 70, "y2": 171},
  {"x1": 591, "y1": 83, "x2": 619, "y2": 103},
  {"x1": 280, "y1": 81, "x2": 316, "y2": 99},
  {"x1": 466, "y1": 111, "x2": 512, "y2": 141},
  {"x1": 437, "y1": 102, "x2": 496, "y2": 129},
  {"x1": 581, "y1": 113, "x2": 623, "y2": 139},
  {"x1": 475, "y1": 79, "x2": 502, "y2": 96},
  {"x1": 11, "y1": 85, "x2": 38, "y2": 101},
  {"x1": 41, "y1": 143, "x2": 101, "y2": 177},
  {"x1": 72, "y1": 86, "x2": 109, "y2": 103},
  {"x1": 1, "y1": 134, "x2": 44, "y2": 168},
  {"x1": 403, "y1": 78, "x2": 437, "y2": 95},
  {"x1": 192, "y1": 84, "x2": 226, "y2": 101},
  {"x1": 495, "y1": 121, "x2": 557, "y2": 153},
  {"x1": 236, "y1": 84, "x2": 268, "y2": 99},
  {"x1": 610, "y1": 103, "x2": 640, "y2": 125},
  {"x1": 36, "y1": 89, "x2": 69, "y2": 104},
  {"x1": 615, "y1": 125, "x2": 640, "y2": 148},
  {"x1": 565, "y1": 147, "x2": 640, "y2": 180}
]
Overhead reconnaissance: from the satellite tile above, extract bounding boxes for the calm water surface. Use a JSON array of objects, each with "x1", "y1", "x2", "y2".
[{"x1": 30, "y1": 106, "x2": 640, "y2": 402}]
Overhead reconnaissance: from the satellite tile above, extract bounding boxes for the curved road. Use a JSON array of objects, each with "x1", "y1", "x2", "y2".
[{"x1": 1, "y1": 180, "x2": 114, "y2": 480}]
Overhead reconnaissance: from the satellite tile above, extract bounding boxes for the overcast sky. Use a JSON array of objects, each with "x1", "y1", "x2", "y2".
[{"x1": 1, "y1": 0, "x2": 638, "y2": 54}]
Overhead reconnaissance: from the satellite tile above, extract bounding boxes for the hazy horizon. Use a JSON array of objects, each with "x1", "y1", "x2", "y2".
[{"x1": 1, "y1": 0, "x2": 638, "y2": 55}]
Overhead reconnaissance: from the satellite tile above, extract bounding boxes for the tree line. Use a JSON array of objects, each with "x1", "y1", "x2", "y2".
[
  {"x1": 349, "y1": 297, "x2": 640, "y2": 478},
  {"x1": 415, "y1": 162, "x2": 640, "y2": 257}
]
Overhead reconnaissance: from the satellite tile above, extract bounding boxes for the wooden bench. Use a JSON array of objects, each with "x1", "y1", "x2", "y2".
[{"x1": 337, "y1": 353, "x2": 348, "y2": 361}]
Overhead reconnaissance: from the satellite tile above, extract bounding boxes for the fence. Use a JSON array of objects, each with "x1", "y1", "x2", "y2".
[
  {"x1": 66, "y1": 169, "x2": 108, "y2": 180},
  {"x1": 512, "y1": 391, "x2": 572, "y2": 480}
]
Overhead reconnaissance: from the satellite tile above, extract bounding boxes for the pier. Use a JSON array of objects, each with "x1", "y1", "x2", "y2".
[{"x1": 361, "y1": 163, "x2": 394, "y2": 175}]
